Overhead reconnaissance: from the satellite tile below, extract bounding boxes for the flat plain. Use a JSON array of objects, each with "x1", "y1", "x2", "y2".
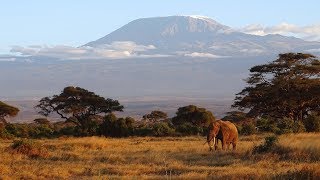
[{"x1": 0, "y1": 133, "x2": 319, "y2": 179}]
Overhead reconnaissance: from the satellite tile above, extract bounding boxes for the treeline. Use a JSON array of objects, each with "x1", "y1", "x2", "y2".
[
  {"x1": 223, "y1": 111, "x2": 320, "y2": 135},
  {"x1": 0, "y1": 53, "x2": 319, "y2": 138},
  {"x1": 0, "y1": 105, "x2": 214, "y2": 138},
  {"x1": 1, "y1": 107, "x2": 319, "y2": 139}
]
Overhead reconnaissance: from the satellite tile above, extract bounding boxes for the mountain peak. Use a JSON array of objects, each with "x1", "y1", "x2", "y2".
[
  {"x1": 85, "y1": 15, "x2": 232, "y2": 47},
  {"x1": 84, "y1": 16, "x2": 320, "y2": 57}
]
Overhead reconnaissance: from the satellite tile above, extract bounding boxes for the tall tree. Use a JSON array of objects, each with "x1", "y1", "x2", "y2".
[
  {"x1": 172, "y1": 105, "x2": 215, "y2": 126},
  {"x1": 233, "y1": 53, "x2": 320, "y2": 122},
  {"x1": 0, "y1": 101, "x2": 19, "y2": 124},
  {"x1": 35, "y1": 86, "x2": 124, "y2": 135}
]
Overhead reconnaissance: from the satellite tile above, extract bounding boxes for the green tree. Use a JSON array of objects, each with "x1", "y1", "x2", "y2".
[
  {"x1": 151, "y1": 122, "x2": 175, "y2": 137},
  {"x1": 35, "y1": 86, "x2": 123, "y2": 136},
  {"x1": 222, "y1": 111, "x2": 248, "y2": 122},
  {"x1": 303, "y1": 113, "x2": 320, "y2": 132},
  {"x1": 100, "y1": 114, "x2": 135, "y2": 137},
  {"x1": 143, "y1": 110, "x2": 168, "y2": 122},
  {"x1": 0, "y1": 101, "x2": 19, "y2": 124},
  {"x1": 172, "y1": 105, "x2": 215, "y2": 126},
  {"x1": 233, "y1": 53, "x2": 320, "y2": 122}
]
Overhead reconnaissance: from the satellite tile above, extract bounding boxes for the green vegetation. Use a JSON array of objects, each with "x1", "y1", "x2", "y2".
[
  {"x1": 233, "y1": 53, "x2": 320, "y2": 122},
  {"x1": 0, "y1": 53, "x2": 319, "y2": 139},
  {"x1": 35, "y1": 86, "x2": 124, "y2": 136},
  {"x1": 0, "y1": 101, "x2": 19, "y2": 124},
  {"x1": 143, "y1": 110, "x2": 168, "y2": 122}
]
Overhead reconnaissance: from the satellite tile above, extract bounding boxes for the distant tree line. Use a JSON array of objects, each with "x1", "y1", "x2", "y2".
[{"x1": 0, "y1": 53, "x2": 319, "y2": 138}]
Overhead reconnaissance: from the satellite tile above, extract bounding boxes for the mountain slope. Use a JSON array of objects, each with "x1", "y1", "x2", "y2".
[{"x1": 84, "y1": 15, "x2": 320, "y2": 57}]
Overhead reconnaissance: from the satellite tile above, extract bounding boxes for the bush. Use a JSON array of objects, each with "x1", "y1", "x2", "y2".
[
  {"x1": 10, "y1": 139, "x2": 48, "y2": 158},
  {"x1": 253, "y1": 135, "x2": 278, "y2": 154},
  {"x1": 175, "y1": 123, "x2": 204, "y2": 136},
  {"x1": 275, "y1": 118, "x2": 306, "y2": 134},
  {"x1": 57, "y1": 126, "x2": 76, "y2": 136},
  {"x1": 151, "y1": 122, "x2": 175, "y2": 137},
  {"x1": 256, "y1": 118, "x2": 278, "y2": 132},
  {"x1": 240, "y1": 123, "x2": 256, "y2": 135},
  {"x1": 5, "y1": 124, "x2": 30, "y2": 138},
  {"x1": 29, "y1": 125, "x2": 54, "y2": 138},
  {"x1": 0, "y1": 127, "x2": 13, "y2": 139},
  {"x1": 134, "y1": 126, "x2": 153, "y2": 136},
  {"x1": 275, "y1": 118, "x2": 294, "y2": 134},
  {"x1": 100, "y1": 114, "x2": 135, "y2": 137},
  {"x1": 292, "y1": 121, "x2": 306, "y2": 133},
  {"x1": 303, "y1": 114, "x2": 320, "y2": 132}
]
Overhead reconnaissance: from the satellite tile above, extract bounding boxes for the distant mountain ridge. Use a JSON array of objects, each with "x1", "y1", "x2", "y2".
[
  {"x1": 1, "y1": 15, "x2": 320, "y2": 101},
  {"x1": 84, "y1": 15, "x2": 320, "y2": 57}
]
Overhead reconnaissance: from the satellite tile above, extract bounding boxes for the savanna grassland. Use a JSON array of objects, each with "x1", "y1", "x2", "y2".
[{"x1": 0, "y1": 133, "x2": 319, "y2": 179}]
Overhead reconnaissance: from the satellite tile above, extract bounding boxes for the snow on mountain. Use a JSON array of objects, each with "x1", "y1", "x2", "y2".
[{"x1": 84, "y1": 16, "x2": 320, "y2": 57}]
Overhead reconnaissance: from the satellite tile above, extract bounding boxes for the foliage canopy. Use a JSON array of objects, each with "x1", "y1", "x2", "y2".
[
  {"x1": 35, "y1": 86, "x2": 123, "y2": 135},
  {"x1": 233, "y1": 53, "x2": 320, "y2": 122}
]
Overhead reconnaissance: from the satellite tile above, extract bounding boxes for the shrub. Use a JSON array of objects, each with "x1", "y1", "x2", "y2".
[
  {"x1": 0, "y1": 127, "x2": 13, "y2": 139},
  {"x1": 292, "y1": 121, "x2": 306, "y2": 133},
  {"x1": 303, "y1": 114, "x2": 320, "y2": 132},
  {"x1": 240, "y1": 123, "x2": 256, "y2": 135},
  {"x1": 29, "y1": 125, "x2": 54, "y2": 138},
  {"x1": 253, "y1": 135, "x2": 278, "y2": 154},
  {"x1": 151, "y1": 122, "x2": 175, "y2": 137},
  {"x1": 134, "y1": 126, "x2": 153, "y2": 136},
  {"x1": 175, "y1": 123, "x2": 204, "y2": 136},
  {"x1": 256, "y1": 118, "x2": 278, "y2": 132},
  {"x1": 275, "y1": 118, "x2": 306, "y2": 134},
  {"x1": 275, "y1": 118, "x2": 294, "y2": 134},
  {"x1": 57, "y1": 126, "x2": 76, "y2": 136},
  {"x1": 100, "y1": 114, "x2": 135, "y2": 137},
  {"x1": 5, "y1": 124, "x2": 30, "y2": 138},
  {"x1": 10, "y1": 139, "x2": 48, "y2": 158}
]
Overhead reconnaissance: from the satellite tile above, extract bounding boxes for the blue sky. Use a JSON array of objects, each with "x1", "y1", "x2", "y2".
[{"x1": 1, "y1": 0, "x2": 320, "y2": 53}]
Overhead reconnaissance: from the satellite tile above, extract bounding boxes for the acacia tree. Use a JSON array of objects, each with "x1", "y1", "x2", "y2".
[
  {"x1": 143, "y1": 110, "x2": 168, "y2": 122},
  {"x1": 35, "y1": 86, "x2": 124, "y2": 135},
  {"x1": 233, "y1": 53, "x2": 320, "y2": 122},
  {"x1": 172, "y1": 105, "x2": 215, "y2": 126},
  {"x1": 0, "y1": 101, "x2": 19, "y2": 124}
]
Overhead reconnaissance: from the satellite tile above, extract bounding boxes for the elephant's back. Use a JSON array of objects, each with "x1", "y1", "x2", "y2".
[{"x1": 223, "y1": 121, "x2": 239, "y2": 142}]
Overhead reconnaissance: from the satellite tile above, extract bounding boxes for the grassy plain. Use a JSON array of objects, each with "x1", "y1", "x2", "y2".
[{"x1": 0, "y1": 133, "x2": 319, "y2": 179}]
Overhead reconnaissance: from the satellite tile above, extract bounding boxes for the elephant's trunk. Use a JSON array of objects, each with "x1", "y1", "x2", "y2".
[{"x1": 207, "y1": 135, "x2": 215, "y2": 151}]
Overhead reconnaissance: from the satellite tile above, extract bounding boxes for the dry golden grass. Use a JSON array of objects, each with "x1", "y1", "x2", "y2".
[{"x1": 0, "y1": 133, "x2": 319, "y2": 179}]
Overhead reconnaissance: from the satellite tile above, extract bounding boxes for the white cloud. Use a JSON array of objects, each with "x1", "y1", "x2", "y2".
[
  {"x1": 184, "y1": 52, "x2": 223, "y2": 58},
  {"x1": 0, "y1": 56, "x2": 16, "y2": 62},
  {"x1": 97, "y1": 41, "x2": 156, "y2": 52},
  {"x1": 240, "y1": 48, "x2": 265, "y2": 54},
  {"x1": 239, "y1": 23, "x2": 320, "y2": 41},
  {"x1": 305, "y1": 48, "x2": 320, "y2": 53},
  {"x1": 10, "y1": 41, "x2": 161, "y2": 60}
]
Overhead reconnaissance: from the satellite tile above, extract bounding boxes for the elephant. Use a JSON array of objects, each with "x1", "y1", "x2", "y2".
[{"x1": 207, "y1": 120, "x2": 238, "y2": 151}]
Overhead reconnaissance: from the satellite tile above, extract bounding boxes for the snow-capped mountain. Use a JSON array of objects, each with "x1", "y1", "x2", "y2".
[
  {"x1": 2, "y1": 16, "x2": 320, "y2": 100},
  {"x1": 84, "y1": 15, "x2": 320, "y2": 57}
]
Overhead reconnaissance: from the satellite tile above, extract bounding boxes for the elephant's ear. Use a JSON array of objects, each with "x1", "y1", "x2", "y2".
[
  {"x1": 208, "y1": 122, "x2": 214, "y2": 130},
  {"x1": 219, "y1": 121, "x2": 231, "y2": 131}
]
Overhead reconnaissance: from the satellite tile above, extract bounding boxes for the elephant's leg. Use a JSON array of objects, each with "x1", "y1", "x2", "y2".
[
  {"x1": 214, "y1": 139, "x2": 219, "y2": 150},
  {"x1": 227, "y1": 143, "x2": 230, "y2": 150},
  {"x1": 221, "y1": 140, "x2": 226, "y2": 150},
  {"x1": 232, "y1": 142, "x2": 237, "y2": 150}
]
